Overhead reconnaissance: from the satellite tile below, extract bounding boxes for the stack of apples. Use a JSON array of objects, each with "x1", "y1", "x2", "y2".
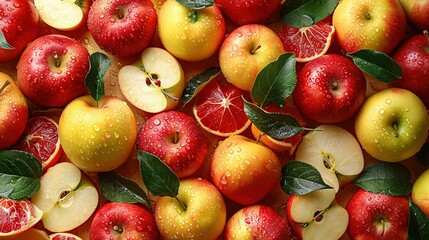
[{"x1": 1, "y1": 0, "x2": 429, "y2": 239}]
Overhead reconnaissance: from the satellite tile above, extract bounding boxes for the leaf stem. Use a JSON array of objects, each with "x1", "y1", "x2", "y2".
[{"x1": 174, "y1": 196, "x2": 187, "y2": 211}]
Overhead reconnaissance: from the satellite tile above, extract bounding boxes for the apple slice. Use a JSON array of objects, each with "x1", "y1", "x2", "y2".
[
  {"x1": 295, "y1": 125, "x2": 364, "y2": 192},
  {"x1": 34, "y1": 0, "x2": 91, "y2": 31},
  {"x1": 31, "y1": 162, "x2": 99, "y2": 232},
  {"x1": 287, "y1": 188, "x2": 349, "y2": 240},
  {"x1": 118, "y1": 47, "x2": 185, "y2": 113}
]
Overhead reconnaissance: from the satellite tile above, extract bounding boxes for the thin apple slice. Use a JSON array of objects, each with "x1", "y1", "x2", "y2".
[
  {"x1": 288, "y1": 189, "x2": 336, "y2": 223},
  {"x1": 295, "y1": 125, "x2": 364, "y2": 192},
  {"x1": 118, "y1": 47, "x2": 185, "y2": 113},
  {"x1": 31, "y1": 162, "x2": 99, "y2": 232},
  {"x1": 34, "y1": 0, "x2": 86, "y2": 31}
]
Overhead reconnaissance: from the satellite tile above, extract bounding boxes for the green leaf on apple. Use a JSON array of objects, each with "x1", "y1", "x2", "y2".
[
  {"x1": 0, "y1": 29, "x2": 14, "y2": 50},
  {"x1": 416, "y1": 142, "x2": 429, "y2": 167},
  {"x1": 0, "y1": 150, "x2": 42, "y2": 200},
  {"x1": 346, "y1": 49, "x2": 402, "y2": 83},
  {"x1": 251, "y1": 52, "x2": 296, "y2": 107},
  {"x1": 352, "y1": 162, "x2": 412, "y2": 196},
  {"x1": 280, "y1": 0, "x2": 339, "y2": 28},
  {"x1": 85, "y1": 52, "x2": 112, "y2": 106},
  {"x1": 98, "y1": 171, "x2": 151, "y2": 208},
  {"x1": 182, "y1": 66, "x2": 220, "y2": 105},
  {"x1": 243, "y1": 98, "x2": 304, "y2": 139},
  {"x1": 137, "y1": 150, "x2": 179, "y2": 197},
  {"x1": 281, "y1": 160, "x2": 333, "y2": 195},
  {"x1": 176, "y1": 0, "x2": 214, "y2": 10},
  {"x1": 408, "y1": 198, "x2": 429, "y2": 240}
]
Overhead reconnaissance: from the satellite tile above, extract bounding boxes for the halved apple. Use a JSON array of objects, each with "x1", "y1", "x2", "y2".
[
  {"x1": 294, "y1": 125, "x2": 364, "y2": 192},
  {"x1": 286, "y1": 188, "x2": 349, "y2": 240},
  {"x1": 118, "y1": 47, "x2": 185, "y2": 113},
  {"x1": 34, "y1": 0, "x2": 91, "y2": 31},
  {"x1": 31, "y1": 162, "x2": 99, "y2": 232}
]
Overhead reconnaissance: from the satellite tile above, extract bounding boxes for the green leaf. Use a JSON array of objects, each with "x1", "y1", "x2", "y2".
[
  {"x1": 182, "y1": 67, "x2": 220, "y2": 105},
  {"x1": 281, "y1": 161, "x2": 333, "y2": 195},
  {"x1": 0, "y1": 150, "x2": 42, "y2": 200},
  {"x1": 352, "y1": 162, "x2": 412, "y2": 196},
  {"x1": 176, "y1": 0, "x2": 214, "y2": 9},
  {"x1": 416, "y1": 142, "x2": 429, "y2": 167},
  {"x1": 85, "y1": 52, "x2": 111, "y2": 105},
  {"x1": 243, "y1": 98, "x2": 303, "y2": 139},
  {"x1": 251, "y1": 52, "x2": 296, "y2": 107},
  {"x1": 346, "y1": 49, "x2": 402, "y2": 83},
  {"x1": 0, "y1": 29, "x2": 14, "y2": 50},
  {"x1": 409, "y1": 198, "x2": 429, "y2": 240},
  {"x1": 98, "y1": 171, "x2": 151, "y2": 208},
  {"x1": 281, "y1": 0, "x2": 339, "y2": 28},
  {"x1": 137, "y1": 150, "x2": 179, "y2": 197}
]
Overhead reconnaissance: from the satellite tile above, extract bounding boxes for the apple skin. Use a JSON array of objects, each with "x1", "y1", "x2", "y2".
[
  {"x1": 0, "y1": 0, "x2": 39, "y2": 62},
  {"x1": 332, "y1": 0, "x2": 407, "y2": 54},
  {"x1": 210, "y1": 135, "x2": 282, "y2": 205},
  {"x1": 136, "y1": 111, "x2": 208, "y2": 179},
  {"x1": 215, "y1": 0, "x2": 281, "y2": 26},
  {"x1": 0, "y1": 72, "x2": 28, "y2": 150},
  {"x1": 58, "y1": 95, "x2": 137, "y2": 172},
  {"x1": 219, "y1": 24, "x2": 285, "y2": 92},
  {"x1": 292, "y1": 54, "x2": 367, "y2": 124},
  {"x1": 412, "y1": 168, "x2": 429, "y2": 217},
  {"x1": 224, "y1": 205, "x2": 293, "y2": 240},
  {"x1": 89, "y1": 202, "x2": 159, "y2": 240},
  {"x1": 398, "y1": 0, "x2": 429, "y2": 31},
  {"x1": 346, "y1": 188, "x2": 409, "y2": 240},
  {"x1": 17, "y1": 34, "x2": 90, "y2": 107},
  {"x1": 87, "y1": 0, "x2": 157, "y2": 57},
  {"x1": 390, "y1": 34, "x2": 429, "y2": 107},
  {"x1": 155, "y1": 178, "x2": 227, "y2": 240},
  {"x1": 157, "y1": 0, "x2": 226, "y2": 61},
  {"x1": 354, "y1": 88, "x2": 429, "y2": 162}
]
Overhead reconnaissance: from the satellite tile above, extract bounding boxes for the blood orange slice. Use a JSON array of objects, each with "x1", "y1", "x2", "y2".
[
  {"x1": 13, "y1": 116, "x2": 62, "y2": 170},
  {"x1": 277, "y1": 16, "x2": 335, "y2": 62},
  {"x1": 49, "y1": 232, "x2": 83, "y2": 240},
  {"x1": 193, "y1": 79, "x2": 251, "y2": 137},
  {"x1": 0, "y1": 198, "x2": 43, "y2": 238}
]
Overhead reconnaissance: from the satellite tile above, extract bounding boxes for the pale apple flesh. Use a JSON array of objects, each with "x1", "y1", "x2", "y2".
[
  {"x1": 31, "y1": 162, "x2": 99, "y2": 232},
  {"x1": 35, "y1": 0, "x2": 85, "y2": 31}
]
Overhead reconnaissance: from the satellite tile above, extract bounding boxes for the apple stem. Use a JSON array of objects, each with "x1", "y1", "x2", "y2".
[
  {"x1": 115, "y1": 7, "x2": 124, "y2": 19},
  {"x1": 380, "y1": 218, "x2": 386, "y2": 238},
  {"x1": 174, "y1": 196, "x2": 187, "y2": 211},
  {"x1": 250, "y1": 45, "x2": 261, "y2": 54},
  {"x1": 0, "y1": 80, "x2": 10, "y2": 93},
  {"x1": 188, "y1": 11, "x2": 198, "y2": 23},
  {"x1": 393, "y1": 122, "x2": 399, "y2": 138},
  {"x1": 53, "y1": 53, "x2": 61, "y2": 68},
  {"x1": 174, "y1": 130, "x2": 180, "y2": 144}
]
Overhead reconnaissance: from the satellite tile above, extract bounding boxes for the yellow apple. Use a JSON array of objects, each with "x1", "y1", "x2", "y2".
[
  {"x1": 412, "y1": 168, "x2": 429, "y2": 217},
  {"x1": 58, "y1": 95, "x2": 137, "y2": 172}
]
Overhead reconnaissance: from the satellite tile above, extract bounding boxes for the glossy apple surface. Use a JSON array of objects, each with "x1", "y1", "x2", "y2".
[
  {"x1": 412, "y1": 168, "x2": 429, "y2": 217},
  {"x1": 293, "y1": 54, "x2": 366, "y2": 124},
  {"x1": 58, "y1": 95, "x2": 137, "y2": 172},
  {"x1": 155, "y1": 178, "x2": 227, "y2": 240},
  {"x1": 398, "y1": 0, "x2": 429, "y2": 31},
  {"x1": 215, "y1": 0, "x2": 281, "y2": 25},
  {"x1": 355, "y1": 88, "x2": 429, "y2": 162},
  {"x1": 89, "y1": 202, "x2": 159, "y2": 240},
  {"x1": 219, "y1": 24, "x2": 285, "y2": 91},
  {"x1": 157, "y1": 0, "x2": 225, "y2": 61},
  {"x1": 332, "y1": 0, "x2": 407, "y2": 54},
  {"x1": 0, "y1": 72, "x2": 28, "y2": 150},
  {"x1": 17, "y1": 34, "x2": 90, "y2": 107}
]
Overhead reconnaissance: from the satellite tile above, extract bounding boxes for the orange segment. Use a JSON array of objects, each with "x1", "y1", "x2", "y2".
[
  {"x1": 13, "y1": 116, "x2": 62, "y2": 170},
  {"x1": 278, "y1": 16, "x2": 335, "y2": 62},
  {"x1": 193, "y1": 79, "x2": 251, "y2": 137}
]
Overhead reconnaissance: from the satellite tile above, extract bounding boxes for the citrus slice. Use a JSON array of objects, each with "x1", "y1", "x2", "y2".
[
  {"x1": 193, "y1": 79, "x2": 251, "y2": 137},
  {"x1": 0, "y1": 198, "x2": 44, "y2": 238},
  {"x1": 49, "y1": 232, "x2": 83, "y2": 240},
  {"x1": 277, "y1": 16, "x2": 335, "y2": 62},
  {"x1": 13, "y1": 116, "x2": 62, "y2": 170},
  {"x1": 251, "y1": 104, "x2": 307, "y2": 155}
]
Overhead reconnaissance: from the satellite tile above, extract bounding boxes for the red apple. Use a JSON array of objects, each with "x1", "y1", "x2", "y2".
[
  {"x1": 390, "y1": 33, "x2": 429, "y2": 107},
  {"x1": 292, "y1": 54, "x2": 367, "y2": 124},
  {"x1": 0, "y1": 0, "x2": 39, "y2": 62},
  {"x1": 399, "y1": 0, "x2": 429, "y2": 31},
  {"x1": 89, "y1": 202, "x2": 159, "y2": 240},
  {"x1": 224, "y1": 205, "x2": 293, "y2": 240},
  {"x1": 136, "y1": 111, "x2": 208, "y2": 179},
  {"x1": 346, "y1": 188, "x2": 409, "y2": 239},
  {"x1": 0, "y1": 72, "x2": 28, "y2": 150},
  {"x1": 16, "y1": 34, "x2": 90, "y2": 107},
  {"x1": 215, "y1": 0, "x2": 281, "y2": 26},
  {"x1": 87, "y1": 0, "x2": 157, "y2": 57}
]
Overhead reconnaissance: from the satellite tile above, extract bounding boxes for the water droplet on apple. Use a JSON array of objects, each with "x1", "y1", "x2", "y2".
[
  {"x1": 220, "y1": 175, "x2": 228, "y2": 184},
  {"x1": 93, "y1": 124, "x2": 100, "y2": 131},
  {"x1": 378, "y1": 109, "x2": 385, "y2": 115},
  {"x1": 153, "y1": 118, "x2": 161, "y2": 126}
]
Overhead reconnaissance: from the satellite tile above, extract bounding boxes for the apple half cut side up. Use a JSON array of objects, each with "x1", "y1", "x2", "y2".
[{"x1": 34, "y1": 0, "x2": 85, "y2": 31}]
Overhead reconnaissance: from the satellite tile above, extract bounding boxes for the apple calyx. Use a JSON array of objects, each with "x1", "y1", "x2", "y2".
[
  {"x1": 114, "y1": 6, "x2": 126, "y2": 20},
  {"x1": 0, "y1": 80, "x2": 10, "y2": 93}
]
